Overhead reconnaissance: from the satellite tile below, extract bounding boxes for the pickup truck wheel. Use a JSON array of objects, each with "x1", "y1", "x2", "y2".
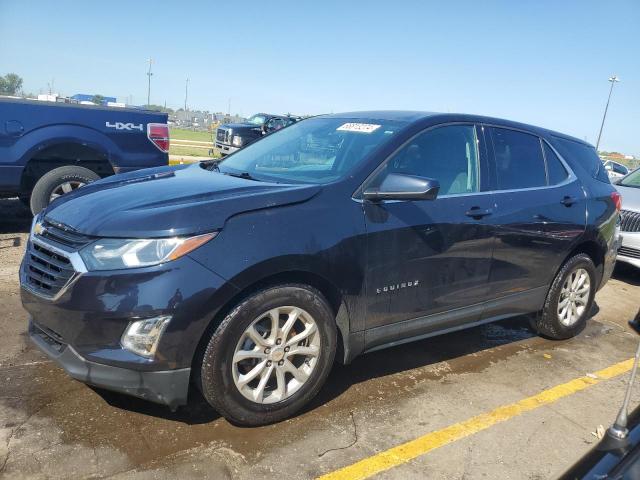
[
  {"x1": 199, "y1": 284, "x2": 337, "y2": 426},
  {"x1": 533, "y1": 253, "x2": 596, "y2": 340},
  {"x1": 30, "y1": 166, "x2": 100, "y2": 214}
]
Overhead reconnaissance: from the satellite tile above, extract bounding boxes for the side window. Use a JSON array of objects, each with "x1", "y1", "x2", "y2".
[
  {"x1": 613, "y1": 162, "x2": 628, "y2": 175},
  {"x1": 543, "y1": 142, "x2": 569, "y2": 184},
  {"x1": 266, "y1": 118, "x2": 282, "y2": 132},
  {"x1": 380, "y1": 125, "x2": 480, "y2": 195},
  {"x1": 491, "y1": 127, "x2": 546, "y2": 190}
]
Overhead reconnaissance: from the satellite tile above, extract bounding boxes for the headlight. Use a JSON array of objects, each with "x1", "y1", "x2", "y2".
[
  {"x1": 80, "y1": 232, "x2": 217, "y2": 271},
  {"x1": 232, "y1": 135, "x2": 243, "y2": 147},
  {"x1": 121, "y1": 316, "x2": 171, "y2": 357}
]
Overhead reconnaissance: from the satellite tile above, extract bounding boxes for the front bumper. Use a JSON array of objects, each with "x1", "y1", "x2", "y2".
[
  {"x1": 215, "y1": 142, "x2": 239, "y2": 155},
  {"x1": 618, "y1": 231, "x2": 640, "y2": 269},
  {"x1": 30, "y1": 320, "x2": 190, "y2": 408},
  {"x1": 20, "y1": 234, "x2": 238, "y2": 406}
]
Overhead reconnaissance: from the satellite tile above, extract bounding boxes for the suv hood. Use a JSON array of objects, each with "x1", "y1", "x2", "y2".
[{"x1": 44, "y1": 164, "x2": 321, "y2": 238}]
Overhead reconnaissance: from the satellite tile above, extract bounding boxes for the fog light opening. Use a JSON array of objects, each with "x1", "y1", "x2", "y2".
[{"x1": 121, "y1": 315, "x2": 171, "y2": 358}]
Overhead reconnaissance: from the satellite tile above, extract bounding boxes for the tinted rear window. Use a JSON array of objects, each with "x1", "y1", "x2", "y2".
[
  {"x1": 491, "y1": 127, "x2": 546, "y2": 189},
  {"x1": 550, "y1": 137, "x2": 610, "y2": 183}
]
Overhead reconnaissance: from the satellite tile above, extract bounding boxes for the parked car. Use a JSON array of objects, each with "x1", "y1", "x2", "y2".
[
  {"x1": 0, "y1": 97, "x2": 169, "y2": 214},
  {"x1": 604, "y1": 160, "x2": 629, "y2": 180},
  {"x1": 214, "y1": 113, "x2": 298, "y2": 155},
  {"x1": 21, "y1": 111, "x2": 621, "y2": 426},
  {"x1": 615, "y1": 167, "x2": 640, "y2": 268}
]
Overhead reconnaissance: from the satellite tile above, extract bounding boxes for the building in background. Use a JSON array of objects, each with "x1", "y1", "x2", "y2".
[{"x1": 71, "y1": 93, "x2": 117, "y2": 104}]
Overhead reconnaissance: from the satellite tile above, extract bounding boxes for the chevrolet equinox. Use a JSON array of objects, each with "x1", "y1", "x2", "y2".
[{"x1": 20, "y1": 112, "x2": 621, "y2": 426}]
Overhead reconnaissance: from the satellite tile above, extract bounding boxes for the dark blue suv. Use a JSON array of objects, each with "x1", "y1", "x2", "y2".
[{"x1": 20, "y1": 111, "x2": 621, "y2": 426}]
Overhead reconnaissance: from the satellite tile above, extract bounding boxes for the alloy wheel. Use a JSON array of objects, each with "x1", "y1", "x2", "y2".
[
  {"x1": 557, "y1": 267, "x2": 591, "y2": 327},
  {"x1": 232, "y1": 306, "x2": 321, "y2": 404},
  {"x1": 49, "y1": 180, "x2": 86, "y2": 201}
]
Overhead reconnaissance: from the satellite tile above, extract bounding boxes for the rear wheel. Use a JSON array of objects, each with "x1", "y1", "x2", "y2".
[
  {"x1": 199, "y1": 284, "x2": 337, "y2": 426},
  {"x1": 30, "y1": 165, "x2": 100, "y2": 214},
  {"x1": 533, "y1": 253, "x2": 596, "y2": 339}
]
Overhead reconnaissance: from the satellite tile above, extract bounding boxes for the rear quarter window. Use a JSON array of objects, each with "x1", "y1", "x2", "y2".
[
  {"x1": 543, "y1": 143, "x2": 569, "y2": 185},
  {"x1": 549, "y1": 136, "x2": 610, "y2": 184}
]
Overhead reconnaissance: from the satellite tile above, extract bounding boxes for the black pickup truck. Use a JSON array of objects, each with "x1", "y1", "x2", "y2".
[{"x1": 214, "y1": 113, "x2": 298, "y2": 155}]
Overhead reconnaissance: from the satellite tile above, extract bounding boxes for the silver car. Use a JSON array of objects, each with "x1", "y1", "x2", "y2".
[
  {"x1": 616, "y1": 167, "x2": 640, "y2": 268},
  {"x1": 605, "y1": 160, "x2": 630, "y2": 180}
]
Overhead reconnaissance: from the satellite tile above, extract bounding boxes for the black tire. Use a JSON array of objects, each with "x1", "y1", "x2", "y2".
[
  {"x1": 532, "y1": 253, "x2": 597, "y2": 340},
  {"x1": 199, "y1": 284, "x2": 337, "y2": 426},
  {"x1": 29, "y1": 165, "x2": 100, "y2": 215}
]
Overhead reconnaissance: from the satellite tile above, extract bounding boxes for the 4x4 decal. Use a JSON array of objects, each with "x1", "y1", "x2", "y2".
[{"x1": 106, "y1": 121, "x2": 143, "y2": 131}]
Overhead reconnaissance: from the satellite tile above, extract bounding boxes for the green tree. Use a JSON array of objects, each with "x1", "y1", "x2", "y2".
[
  {"x1": 0, "y1": 73, "x2": 23, "y2": 95},
  {"x1": 144, "y1": 104, "x2": 174, "y2": 113},
  {"x1": 91, "y1": 94, "x2": 105, "y2": 105}
]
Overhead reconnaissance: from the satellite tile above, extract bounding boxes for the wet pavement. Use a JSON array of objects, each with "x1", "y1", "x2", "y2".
[{"x1": 1, "y1": 198, "x2": 639, "y2": 479}]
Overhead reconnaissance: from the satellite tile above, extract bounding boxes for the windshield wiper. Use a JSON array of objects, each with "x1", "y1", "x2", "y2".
[
  {"x1": 224, "y1": 171, "x2": 259, "y2": 181},
  {"x1": 203, "y1": 159, "x2": 222, "y2": 172}
]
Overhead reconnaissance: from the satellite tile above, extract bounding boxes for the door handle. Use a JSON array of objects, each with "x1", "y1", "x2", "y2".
[
  {"x1": 465, "y1": 207, "x2": 493, "y2": 219},
  {"x1": 561, "y1": 196, "x2": 577, "y2": 207}
]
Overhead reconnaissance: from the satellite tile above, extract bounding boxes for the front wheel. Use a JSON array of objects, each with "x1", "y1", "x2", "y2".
[
  {"x1": 533, "y1": 253, "x2": 596, "y2": 339},
  {"x1": 199, "y1": 284, "x2": 337, "y2": 426}
]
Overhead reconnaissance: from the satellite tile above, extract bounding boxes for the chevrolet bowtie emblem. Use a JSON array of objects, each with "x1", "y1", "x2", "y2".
[{"x1": 33, "y1": 221, "x2": 45, "y2": 236}]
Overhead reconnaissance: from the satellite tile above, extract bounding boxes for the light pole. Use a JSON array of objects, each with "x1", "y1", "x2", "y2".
[
  {"x1": 146, "y1": 58, "x2": 154, "y2": 106},
  {"x1": 596, "y1": 75, "x2": 620, "y2": 151},
  {"x1": 184, "y1": 78, "x2": 189, "y2": 111}
]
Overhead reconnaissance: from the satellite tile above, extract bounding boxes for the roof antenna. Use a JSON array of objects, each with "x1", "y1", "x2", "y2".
[{"x1": 603, "y1": 308, "x2": 640, "y2": 449}]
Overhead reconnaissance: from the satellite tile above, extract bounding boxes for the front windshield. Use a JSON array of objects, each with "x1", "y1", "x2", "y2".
[
  {"x1": 218, "y1": 117, "x2": 406, "y2": 184},
  {"x1": 247, "y1": 115, "x2": 266, "y2": 125},
  {"x1": 619, "y1": 168, "x2": 640, "y2": 188}
]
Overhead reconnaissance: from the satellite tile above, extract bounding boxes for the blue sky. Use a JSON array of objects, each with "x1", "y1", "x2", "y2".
[{"x1": 1, "y1": 0, "x2": 639, "y2": 153}]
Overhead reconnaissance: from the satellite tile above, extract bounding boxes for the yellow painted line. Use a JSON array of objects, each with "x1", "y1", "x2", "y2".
[{"x1": 317, "y1": 357, "x2": 634, "y2": 480}]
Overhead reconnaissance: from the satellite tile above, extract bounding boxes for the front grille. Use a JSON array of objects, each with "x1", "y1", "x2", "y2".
[
  {"x1": 619, "y1": 246, "x2": 640, "y2": 259},
  {"x1": 39, "y1": 219, "x2": 93, "y2": 248},
  {"x1": 25, "y1": 241, "x2": 76, "y2": 297},
  {"x1": 216, "y1": 128, "x2": 228, "y2": 143},
  {"x1": 620, "y1": 210, "x2": 640, "y2": 233}
]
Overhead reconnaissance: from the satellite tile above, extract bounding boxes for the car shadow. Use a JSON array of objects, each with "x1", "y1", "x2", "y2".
[
  {"x1": 91, "y1": 385, "x2": 221, "y2": 425},
  {"x1": 306, "y1": 315, "x2": 542, "y2": 414},
  {"x1": 0, "y1": 198, "x2": 32, "y2": 234},
  {"x1": 613, "y1": 262, "x2": 640, "y2": 286}
]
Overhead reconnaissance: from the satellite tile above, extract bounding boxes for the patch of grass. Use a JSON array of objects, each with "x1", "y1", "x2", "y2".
[
  {"x1": 169, "y1": 144, "x2": 219, "y2": 158},
  {"x1": 169, "y1": 128, "x2": 213, "y2": 143},
  {"x1": 169, "y1": 156, "x2": 206, "y2": 165}
]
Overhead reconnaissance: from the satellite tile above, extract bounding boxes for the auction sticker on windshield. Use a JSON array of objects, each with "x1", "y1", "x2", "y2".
[{"x1": 337, "y1": 123, "x2": 381, "y2": 133}]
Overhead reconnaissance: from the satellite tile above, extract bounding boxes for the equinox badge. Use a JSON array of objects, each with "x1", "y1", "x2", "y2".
[{"x1": 376, "y1": 280, "x2": 420, "y2": 294}]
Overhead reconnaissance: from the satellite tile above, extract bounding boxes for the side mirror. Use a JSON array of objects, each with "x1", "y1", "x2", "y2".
[
  {"x1": 363, "y1": 173, "x2": 440, "y2": 201},
  {"x1": 605, "y1": 164, "x2": 613, "y2": 171}
]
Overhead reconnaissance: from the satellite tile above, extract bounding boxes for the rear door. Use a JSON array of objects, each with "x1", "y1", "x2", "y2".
[
  {"x1": 362, "y1": 123, "x2": 496, "y2": 349},
  {"x1": 482, "y1": 126, "x2": 586, "y2": 314}
]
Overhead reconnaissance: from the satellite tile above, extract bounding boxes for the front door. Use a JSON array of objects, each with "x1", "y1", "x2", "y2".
[{"x1": 362, "y1": 124, "x2": 496, "y2": 349}]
